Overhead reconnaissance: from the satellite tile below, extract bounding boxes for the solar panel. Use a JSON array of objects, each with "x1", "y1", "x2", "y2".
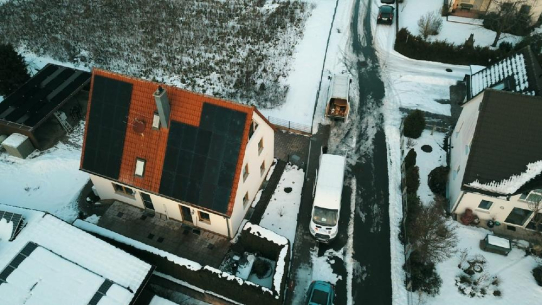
[
  {"x1": 0, "y1": 210, "x2": 24, "y2": 241},
  {"x1": 159, "y1": 103, "x2": 247, "y2": 213},
  {"x1": 0, "y1": 242, "x2": 37, "y2": 284},
  {"x1": 88, "y1": 279, "x2": 114, "y2": 305},
  {"x1": 82, "y1": 75, "x2": 133, "y2": 179}
]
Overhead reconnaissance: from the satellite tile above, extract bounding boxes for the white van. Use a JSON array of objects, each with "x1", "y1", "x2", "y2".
[{"x1": 309, "y1": 154, "x2": 346, "y2": 243}]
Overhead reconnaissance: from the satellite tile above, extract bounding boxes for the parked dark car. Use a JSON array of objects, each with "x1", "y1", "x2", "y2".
[
  {"x1": 381, "y1": 0, "x2": 395, "y2": 3},
  {"x1": 377, "y1": 5, "x2": 395, "y2": 25},
  {"x1": 306, "y1": 281, "x2": 334, "y2": 305}
]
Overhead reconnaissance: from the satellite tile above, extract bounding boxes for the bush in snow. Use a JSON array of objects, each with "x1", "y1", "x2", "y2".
[
  {"x1": 403, "y1": 110, "x2": 425, "y2": 139},
  {"x1": 407, "y1": 198, "x2": 457, "y2": 263},
  {"x1": 428, "y1": 166, "x2": 449, "y2": 197},
  {"x1": 533, "y1": 265, "x2": 542, "y2": 286},
  {"x1": 405, "y1": 166, "x2": 420, "y2": 194},
  {"x1": 455, "y1": 250, "x2": 500, "y2": 298},
  {"x1": 0, "y1": 43, "x2": 30, "y2": 96},
  {"x1": 407, "y1": 258, "x2": 442, "y2": 296},
  {"x1": 417, "y1": 11, "x2": 443, "y2": 39},
  {"x1": 404, "y1": 149, "x2": 417, "y2": 171}
]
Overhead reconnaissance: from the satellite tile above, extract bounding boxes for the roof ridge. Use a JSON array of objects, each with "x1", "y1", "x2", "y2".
[{"x1": 92, "y1": 68, "x2": 253, "y2": 111}]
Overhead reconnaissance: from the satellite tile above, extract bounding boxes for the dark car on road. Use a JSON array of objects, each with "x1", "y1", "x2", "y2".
[
  {"x1": 306, "y1": 281, "x2": 334, "y2": 305},
  {"x1": 377, "y1": 5, "x2": 395, "y2": 25}
]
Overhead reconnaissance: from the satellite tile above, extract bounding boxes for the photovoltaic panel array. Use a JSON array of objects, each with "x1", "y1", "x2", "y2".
[
  {"x1": 82, "y1": 76, "x2": 133, "y2": 179},
  {"x1": 160, "y1": 103, "x2": 247, "y2": 214},
  {"x1": 0, "y1": 210, "x2": 24, "y2": 241},
  {"x1": 0, "y1": 64, "x2": 90, "y2": 127}
]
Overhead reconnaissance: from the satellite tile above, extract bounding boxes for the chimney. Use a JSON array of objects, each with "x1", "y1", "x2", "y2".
[{"x1": 153, "y1": 86, "x2": 171, "y2": 129}]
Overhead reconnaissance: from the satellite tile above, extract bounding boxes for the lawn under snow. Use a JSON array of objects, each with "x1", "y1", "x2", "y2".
[
  {"x1": 0, "y1": 122, "x2": 89, "y2": 222},
  {"x1": 420, "y1": 223, "x2": 542, "y2": 305},
  {"x1": 403, "y1": 130, "x2": 447, "y2": 205},
  {"x1": 398, "y1": 0, "x2": 521, "y2": 47},
  {"x1": 259, "y1": 163, "x2": 305, "y2": 248}
]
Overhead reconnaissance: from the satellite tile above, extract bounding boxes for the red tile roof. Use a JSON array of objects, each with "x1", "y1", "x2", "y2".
[{"x1": 81, "y1": 69, "x2": 254, "y2": 216}]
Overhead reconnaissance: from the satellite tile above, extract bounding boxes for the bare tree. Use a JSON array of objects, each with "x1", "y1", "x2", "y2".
[
  {"x1": 417, "y1": 10, "x2": 443, "y2": 39},
  {"x1": 485, "y1": 0, "x2": 534, "y2": 47},
  {"x1": 408, "y1": 197, "x2": 457, "y2": 263}
]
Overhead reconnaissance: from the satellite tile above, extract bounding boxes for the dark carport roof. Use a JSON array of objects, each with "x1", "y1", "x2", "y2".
[
  {"x1": 0, "y1": 64, "x2": 90, "y2": 129},
  {"x1": 463, "y1": 90, "x2": 542, "y2": 194}
]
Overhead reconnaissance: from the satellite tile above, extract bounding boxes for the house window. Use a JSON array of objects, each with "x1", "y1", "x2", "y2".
[
  {"x1": 249, "y1": 120, "x2": 259, "y2": 140},
  {"x1": 465, "y1": 145, "x2": 469, "y2": 155},
  {"x1": 520, "y1": 4, "x2": 531, "y2": 14},
  {"x1": 243, "y1": 192, "x2": 249, "y2": 208},
  {"x1": 243, "y1": 164, "x2": 249, "y2": 182},
  {"x1": 135, "y1": 158, "x2": 146, "y2": 177},
  {"x1": 526, "y1": 213, "x2": 542, "y2": 231},
  {"x1": 198, "y1": 211, "x2": 211, "y2": 224},
  {"x1": 519, "y1": 189, "x2": 542, "y2": 203},
  {"x1": 504, "y1": 207, "x2": 533, "y2": 226},
  {"x1": 152, "y1": 112, "x2": 160, "y2": 129},
  {"x1": 477, "y1": 200, "x2": 493, "y2": 210},
  {"x1": 258, "y1": 138, "x2": 264, "y2": 155},
  {"x1": 260, "y1": 160, "x2": 266, "y2": 176},
  {"x1": 112, "y1": 183, "x2": 136, "y2": 198}
]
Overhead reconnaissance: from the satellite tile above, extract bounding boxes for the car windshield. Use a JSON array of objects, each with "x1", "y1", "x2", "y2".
[
  {"x1": 312, "y1": 207, "x2": 338, "y2": 226},
  {"x1": 310, "y1": 289, "x2": 329, "y2": 305}
]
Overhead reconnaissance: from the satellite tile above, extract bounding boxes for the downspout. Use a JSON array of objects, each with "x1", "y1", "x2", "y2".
[{"x1": 226, "y1": 216, "x2": 231, "y2": 239}]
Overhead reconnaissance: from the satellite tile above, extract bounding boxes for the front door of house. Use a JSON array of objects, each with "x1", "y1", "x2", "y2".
[
  {"x1": 141, "y1": 193, "x2": 154, "y2": 210},
  {"x1": 180, "y1": 206, "x2": 193, "y2": 223}
]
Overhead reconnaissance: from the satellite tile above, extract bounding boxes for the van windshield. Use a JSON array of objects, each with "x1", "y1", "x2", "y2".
[{"x1": 312, "y1": 207, "x2": 338, "y2": 226}]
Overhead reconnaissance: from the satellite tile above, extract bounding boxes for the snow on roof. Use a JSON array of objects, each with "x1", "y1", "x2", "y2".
[
  {"x1": 487, "y1": 235, "x2": 510, "y2": 249},
  {"x1": 467, "y1": 160, "x2": 542, "y2": 194},
  {"x1": 1, "y1": 133, "x2": 28, "y2": 148},
  {"x1": 74, "y1": 220, "x2": 202, "y2": 271},
  {"x1": 0, "y1": 205, "x2": 152, "y2": 305},
  {"x1": 314, "y1": 154, "x2": 346, "y2": 209},
  {"x1": 149, "y1": 296, "x2": 180, "y2": 305},
  {"x1": 0, "y1": 218, "x2": 13, "y2": 241},
  {"x1": 470, "y1": 53, "x2": 529, "y2": 98}
]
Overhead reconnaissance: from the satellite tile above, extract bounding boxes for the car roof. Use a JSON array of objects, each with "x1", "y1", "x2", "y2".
[
  {"x1": 312, "y1": 281, "x2": 333, "y2": 291},
  {"x1": 380, "y1": 5, "x2": 394, "y2": 12}
]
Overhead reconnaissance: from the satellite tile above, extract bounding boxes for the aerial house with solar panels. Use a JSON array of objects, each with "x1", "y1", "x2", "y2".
[
  {"x1": 0, "y1": 204, "x2": 154, "y2": 305},
  {"x1": 80, "y1": 69, "x2": 275, "y2": 238},
  {"x1": 0, "y1": 64, "x2": 91, "y2": 154}
]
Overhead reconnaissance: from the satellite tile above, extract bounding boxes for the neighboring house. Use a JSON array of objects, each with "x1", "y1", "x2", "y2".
[
  {"x1": 0, "y1": 204, "x2": 153, "y2": 305},
  {"x1": 464, "y1": 46, "x2": 542, "y2": 101},
  {"x1": 0, "y1": 64, "x2": 90, "y2": 151},
  {"x1": 448, "y1": 89, "x2": 542, "y2": 240},
  {"x1": 80, "y1": 69, "x2": 275, "y2": 238},
  {"x1": 448, "y1": 0, "x2": 542, "y2": 22}
]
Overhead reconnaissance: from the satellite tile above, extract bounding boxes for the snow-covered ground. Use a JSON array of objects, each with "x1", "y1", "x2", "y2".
[
  {"x1": 398, "y1": 0, "x2": 521, "y2": 47},
  {"x1": 259, "y1": 163, "x2": 305, "y2": 249},
  {"x1": 0, "y1": 122, "x2": 89, "y2": 222},
  {"x1": 422, "y1": 223, "x2": 542, "y2": 305},
  {"x1": 403, "y1": 130, "x2": 447, "y2": 205}
]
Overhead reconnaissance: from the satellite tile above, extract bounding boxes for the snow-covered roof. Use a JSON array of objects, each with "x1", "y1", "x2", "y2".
[
  {"x1": 1, "y1": 133, "x2": 28, "y2": 148},
  {"x1": 0, "y1": 204, "x2": 153, "y2": 305},
  {"x1": 314, "y1": 154, "x2": 346, "y2": 209},
  {"x1": 462, "y1": 91, "x2": 542, "y2": 195},
  {"x1": 487, "y1": 235, "x2": 511, "y2": 249},
  {"x1": 468, "y1": 47, "x2": 542, "y2": 99}
]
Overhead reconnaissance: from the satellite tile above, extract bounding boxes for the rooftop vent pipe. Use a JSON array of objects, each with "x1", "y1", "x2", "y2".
[{"x1": 153, "y1": 86, "x2": 170, "y2": 129}]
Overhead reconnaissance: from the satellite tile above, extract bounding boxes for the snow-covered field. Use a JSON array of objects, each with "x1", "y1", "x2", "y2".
[
  {"x1": 0, "y1": 122, "x2": 89, "y2": 222},
  {"x1": 259, "y1": 163, "x2": 305, "y2": 249},
  {"x1": 398, "y1": 0, "x2": 521, "y2": 47}
]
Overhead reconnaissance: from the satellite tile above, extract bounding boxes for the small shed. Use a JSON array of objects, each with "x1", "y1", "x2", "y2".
[
  {"x1": 2, "y1": 133, "x2": 35, "y2": 158},
  {"x1": 480, "y1": 234, "x2": 512, "y2": 256},
  {"x1": 0, "y1": 64, "x2": 90, "y2": 150}
]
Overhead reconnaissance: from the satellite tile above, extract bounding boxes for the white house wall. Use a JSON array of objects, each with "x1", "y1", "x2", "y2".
[
  {"x1": 89, "y1": 174, "x2": 229, "y2": 236},
  {"x1": 453, "y1": 191, "x2": 540, "y2": 239},
  {"x1": 448, "y1": 93, "x2": 484, "y2": 211},
  {"x1": 229, "y1": 112, "x2": 275, "y2": 236}
]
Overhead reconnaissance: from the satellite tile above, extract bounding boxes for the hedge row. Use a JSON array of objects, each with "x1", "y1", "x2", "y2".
[{"x1": 395, "y1": 28, "x2": 507, "y2": 66}]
